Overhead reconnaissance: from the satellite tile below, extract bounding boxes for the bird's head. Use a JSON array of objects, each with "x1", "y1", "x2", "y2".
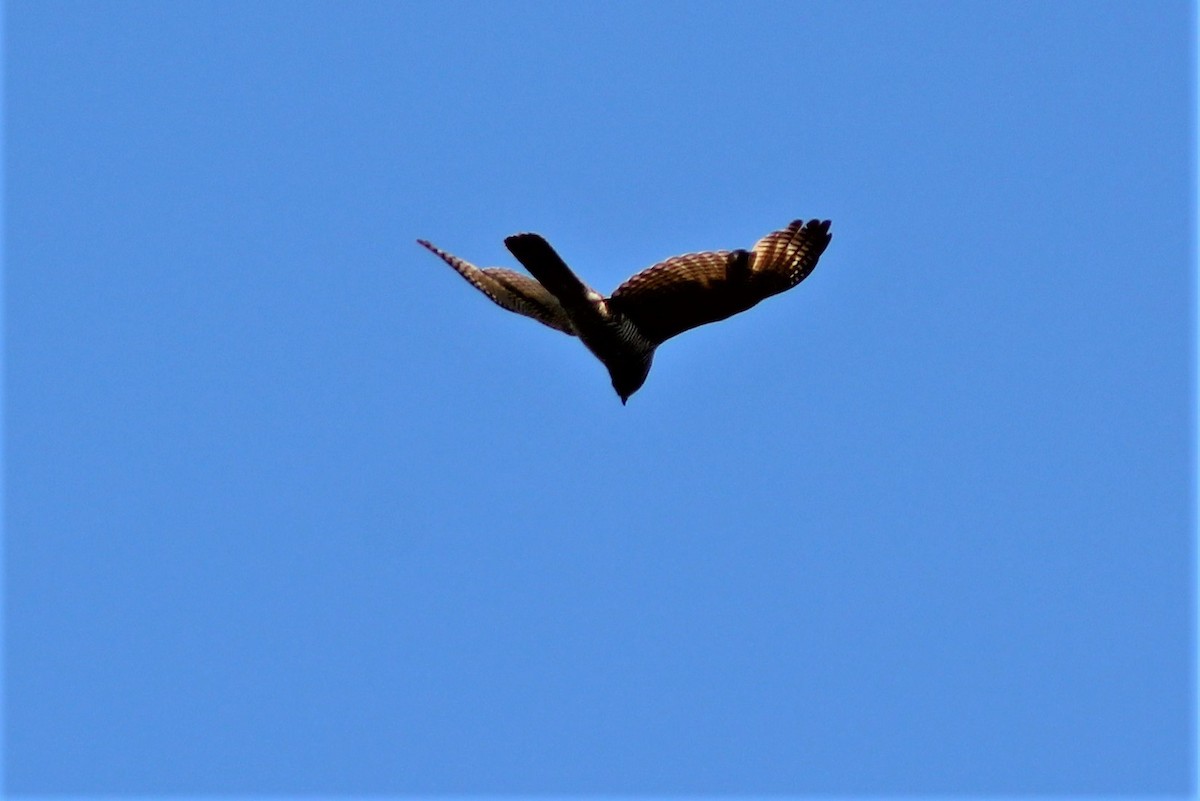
[{"x1": 609, "y1": 355, "x2": 652, "y2": 405}]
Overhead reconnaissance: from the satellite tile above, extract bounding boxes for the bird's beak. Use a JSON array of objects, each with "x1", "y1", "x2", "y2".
[{"x1": 621, "y1": 396, "x2": 628, "y2": 406}]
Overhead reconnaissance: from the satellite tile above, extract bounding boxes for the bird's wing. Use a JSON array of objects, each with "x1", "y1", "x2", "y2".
[
  {"x1": 418, "y1": 239, "x2": 576, "y2": 335},
  {"x1": 607, "y1": 219, "x2": 832, "y2": 344}
]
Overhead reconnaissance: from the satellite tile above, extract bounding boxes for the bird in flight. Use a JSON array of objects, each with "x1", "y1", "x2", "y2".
[{"x1": 417, "y1": 218, "x2": 832, "y2": 404}]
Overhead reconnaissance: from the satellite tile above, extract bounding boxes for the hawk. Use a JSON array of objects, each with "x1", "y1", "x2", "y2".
[{"x1": 417, "y1": 218, "x2": 832, "y2": 404}]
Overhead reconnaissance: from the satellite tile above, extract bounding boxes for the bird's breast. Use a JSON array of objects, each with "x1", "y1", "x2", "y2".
[{"x1": 573, "y1": 308, "x2": 654, "y2": 365}]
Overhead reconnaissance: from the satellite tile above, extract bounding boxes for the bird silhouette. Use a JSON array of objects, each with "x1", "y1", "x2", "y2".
[{"x1": 417, "y1": 218, "x2": 832, "y2": 403}]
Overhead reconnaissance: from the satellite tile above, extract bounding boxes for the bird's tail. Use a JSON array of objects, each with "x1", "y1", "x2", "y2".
[{"x1": 504, "y1": 233, "x2": 598, "y2": 311}]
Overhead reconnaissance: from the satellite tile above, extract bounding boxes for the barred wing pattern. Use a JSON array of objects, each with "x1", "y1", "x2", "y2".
[
  {"x1": 607, "y1": 219, "x2": 832, "y2": 345},
  {"x1": 417, "y1": 239, "x2": 576, "y2": 335}
]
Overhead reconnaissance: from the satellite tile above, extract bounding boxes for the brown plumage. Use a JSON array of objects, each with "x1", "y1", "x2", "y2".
[
  {"x1": 418, "y1": 218, "x2": 832, "y2": 403},
  {"x1": 414, "y1": 240, "x2": 575, "y2": 335}
]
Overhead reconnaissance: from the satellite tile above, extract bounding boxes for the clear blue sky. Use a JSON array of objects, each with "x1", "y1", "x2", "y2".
[{"x1": 4, "y1": 0, "x2": 1194, "y2": 794}]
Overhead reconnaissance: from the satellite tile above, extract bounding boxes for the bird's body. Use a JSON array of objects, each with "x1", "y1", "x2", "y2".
[{"x1": 417, "y1": 218, "x2": 832, "y2": 403}]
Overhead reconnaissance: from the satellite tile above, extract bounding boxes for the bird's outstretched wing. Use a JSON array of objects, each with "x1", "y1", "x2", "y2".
[
  {"x1": 606, "y1": 219, "x2": 832, "y2": 345},
  {"x1": 418, "y1": 239, "x2": 576, "y2": 335}
]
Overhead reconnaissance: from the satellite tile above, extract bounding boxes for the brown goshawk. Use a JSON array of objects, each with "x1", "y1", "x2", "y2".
[{"x1": 417, "y1": 218, "x2": 832, "y2": 403}]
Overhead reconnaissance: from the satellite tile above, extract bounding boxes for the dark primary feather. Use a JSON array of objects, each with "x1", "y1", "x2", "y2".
[
  {"x1": 747, "y1": 218, "x2": 832, "y2": 292},
  {"x1": 607, "y1": 218, "x2": 832, "y2": 344},
  {"x1": 417, "y1": 239, "x2": 575, "y2": 335}
]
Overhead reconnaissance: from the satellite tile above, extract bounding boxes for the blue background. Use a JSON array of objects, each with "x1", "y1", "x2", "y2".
[{"x1": 4, "y1": 0, "x2": 1194, "y2": 794}]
